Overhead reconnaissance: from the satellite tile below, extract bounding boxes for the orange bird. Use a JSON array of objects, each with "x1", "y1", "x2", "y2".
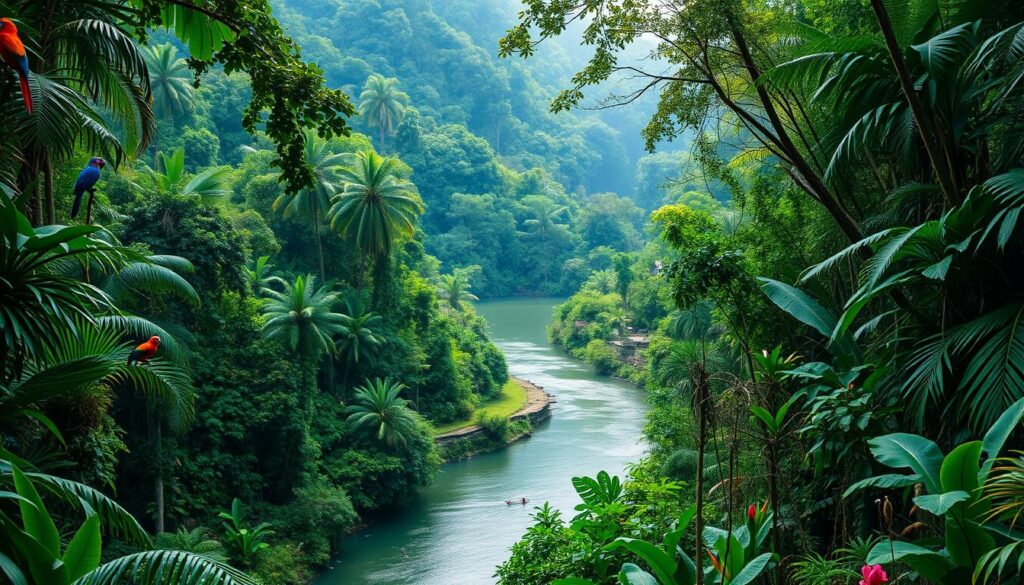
[
  {"x1": 0, "y1": 18, "x2": 31, "y2": 113},
  {"x1": 128, "y1": 336, "x2": 161, "y2": 365}
]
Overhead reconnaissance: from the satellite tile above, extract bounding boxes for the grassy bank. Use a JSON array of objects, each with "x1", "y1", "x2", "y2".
[{"x1": 433, "y1": 379, "x2": 528, "y2": 434}]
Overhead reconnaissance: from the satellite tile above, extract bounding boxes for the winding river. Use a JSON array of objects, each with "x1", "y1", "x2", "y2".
[{"x1": 316, "y1": 297, "x2": 649, "y2": 585}]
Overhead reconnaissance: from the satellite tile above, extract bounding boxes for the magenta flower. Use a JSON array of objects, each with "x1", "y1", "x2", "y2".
[{"x1": 859, "y1": 565, "x2": 887, "y2": 585}]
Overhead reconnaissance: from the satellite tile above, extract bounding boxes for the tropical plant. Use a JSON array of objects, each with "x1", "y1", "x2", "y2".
[
  {"x1": 521, "y1": 195, "x2": 569, "y2": 286},
  {"x1": 147, "y1": 147, "x2": 231, "y2": 201},
  {"x1": 260, "y1": 274, "x2": 345, "y2": 363},
  {"x1": 344, "y1": 377, "x2": 420, "y2": 447},
  {"x1": 245, "y1": 255, "x2": 286, "y2": 297},
  {"x1": 271, "y1": 129, "x2": 347, "y2": 279},
  {"x1": 790, "y1": 554, "x2": 857, "y2": 585},
  {"x1": 143, "y1": 43, "x2": 194, "y2": 162},
  {"x1": 0, "y1": 194, "x2": 140, "y2": 378},
  {"x1": 0, "y1": 460, "x2": 255, "y2": 584},
  {"x1": 359, "y1": 74, "x2": 409, "y2": 150},
  {"x1": 845, "y1": 399, "x2": 1024, "y2": 584},
  {"x1": 335, "y1": 292, "x2": 384, "y2": 381},
  {"x1": 329, "y1": 149, "x2": 423, "y2": 275},
  {"x1": 154, "y1": 526, "x2": 228, "y2": 562},
  {"x1": 1, "y1": 320, "x2": 194, "y2": 439},
  {"x1": 218, "y1": 498, "x2": 273, "y2": 568},
  {"x1": 553, "y1": 502, "x2": 774, "y2": 585},
  {"x1": 4, "y1": 1, "x2": 155, "y2": 224},
  {"x1": 143, "y1": 43, "x2": 194, "y2": 122},
  {"x1": 437, "y1": 265, "x2": 481, "y2": 312}
]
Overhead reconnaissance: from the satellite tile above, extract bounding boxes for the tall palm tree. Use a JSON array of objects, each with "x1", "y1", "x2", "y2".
[
  {"x1": 272, "y1": 130, "x2": 346, "y2": 280},
  {"x1": 436, "y1": 266, "x2": 480, "y2": 312},
  {"x1": 329, "y1": 149, "x2": 423, "y2": 284},
  {"x1": 260, "y1": 274, "x2": 346, "y2": 364},
  {"x1": 359, "y1": 74, "x2": 409, "y2": 151},
  {"x1": 4, "y1": 3, "x2": 155, "y2": 224},
  {"x1": 334, "y1": 294, "x2": 384, "y2": 383},
  {"x1": 143, "y1": 43, "x2": 195, "y2": 164},
  {"x1": 344, "y1": 378, "x2": 419, "y2": 447}
]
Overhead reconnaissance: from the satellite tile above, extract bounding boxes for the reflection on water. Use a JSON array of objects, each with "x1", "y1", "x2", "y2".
[{"x1": 316, "y1": 298, "x2": 648, "y2": 585}]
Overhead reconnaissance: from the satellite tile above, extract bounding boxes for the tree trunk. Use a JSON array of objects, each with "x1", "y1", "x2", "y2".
[
  {"x1": 43, "y1": 152, "x2": 54, "y2": 225},
  {"x1": 869, "y1": 0, "x2": 959, "y2": 205},
  {"x1": 313, "y1": 208, "x2": 326, "y2": 282},
  {"x1": 694, "y1": 364, "x2": 709, "y2": 585},
  {"x1": 151, "y1": 406, "x2": 166, "y2": 534}
]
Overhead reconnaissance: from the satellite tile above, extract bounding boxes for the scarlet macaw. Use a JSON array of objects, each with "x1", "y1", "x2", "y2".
[
  {"x1": 71, "y1": 157, "x2": 105, "y2": 219},
  {"x1": 0, "y1": 18, "x2": 31, "y2": 113},
  {"x1": 127, "y1": 336, "x2": 161, "y2": 365}
]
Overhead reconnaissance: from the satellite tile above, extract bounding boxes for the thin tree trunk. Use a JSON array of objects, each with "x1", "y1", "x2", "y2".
[
  {"x1": 869, "y1": 0, "x2": 959, "y2": 205},
  {"x1": 313, "y1": 208, "x2": 326, "y2": 281},
  {"x1": 694, "y1": 358, "x2": 710, "y2": 585},
  {"x1": 43, "y1": 152, "x2": 54, "y2": 224},
  {"x1": 151, "y1": 405, "x2": 166, "y2": 534}
]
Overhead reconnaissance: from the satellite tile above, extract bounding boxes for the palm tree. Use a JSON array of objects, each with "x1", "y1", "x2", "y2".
[
  {"x1": 359, "y1": 74, "x2": 409, "y2": 151},
  {"x1": 143, "y1": 43, "x2": 195, "y2": 165},
  {"x1": 334, "y1": 294, "x2": 384, "y2": 383},
  {"x1": 272, "y1": 130, "x2": 346, "y2": 280},
  {"x1": 0, "y1": 194, "x2": 138, "y2": 379},
  {"x1": 260, "y1": 274, "x2": 346, "y2": 364},
  {"x1": 436, "y1": 266, "x2": 480, "y2": 312},
  {"x1": 329, "y1": 149, "x2": 423, "y2": 284},
  {"x1": 0, "y1": 461, "x2": 255, "y2": 585},
  {"x1": 521, "y1": 195, "x2": 569, "y2": 286},
  {"x1": 4, "y1": 4, "x2": 155, "y2": 224},
  {"x1": 245, "y1": 255, "x2": 286, "y2": 297},
  {"x1": 344, "y1": 378, "x2": 419, "y2": 447}
]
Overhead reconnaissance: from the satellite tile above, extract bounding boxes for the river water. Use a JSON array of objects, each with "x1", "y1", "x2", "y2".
[{"x1": 316, "y1": 297, "x2": 649, "y2": 585}]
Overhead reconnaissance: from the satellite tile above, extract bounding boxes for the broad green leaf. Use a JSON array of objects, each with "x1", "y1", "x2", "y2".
[
  {"x1": 867, "y1": 541, "x2": 953, "y2": 581},
  {"x1": 606, "y1": 538, "x2": 677, "y2": 584},
  {"x1": 63, "y1": 514, "x2": 101, "y2": 581},
  {"x1": 729, "y1": 553, "x2": 772, "y2": 585},
  {"x1": 11, "y1": 466, "x2": 61, "y2": 557},
  {"x1": 940, "y1": 441, "x2": 982, "y2": 493},
  {"x1": 618, "y1": 564, "x2": 658, "y2": 585},
  {"x1": 946, "y1": 516, "x2": 995, "y2": 569},
  {"x1": 868, "y1": 433, "x2": 944, "y2": 493},
  {"x1": 0, "y1": 552, "x2": 27, "y2": 585},
  {"x1": 913, "y1": 491, "x2": 970, "y2": 516},
  {"x1": 981, "y1": 398, "x2": 1024, "y2": 479}
]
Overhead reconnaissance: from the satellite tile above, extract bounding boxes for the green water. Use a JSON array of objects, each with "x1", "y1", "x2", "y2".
[{"x1": 316, "y1": 297, "x2": 649, "y2": 585}]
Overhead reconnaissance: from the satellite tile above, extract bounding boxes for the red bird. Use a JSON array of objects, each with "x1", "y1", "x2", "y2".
[
  {"x1": 127, "y1": 336, "x2": 161, "y2": 365},
  {"x1": 0, "y1": 18, "x2": 32, "y2": 113}
]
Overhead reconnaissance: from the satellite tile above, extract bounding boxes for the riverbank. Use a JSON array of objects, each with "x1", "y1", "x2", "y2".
[{"x1": 434, "y1": 377, "x2": 553, "y2": 461}]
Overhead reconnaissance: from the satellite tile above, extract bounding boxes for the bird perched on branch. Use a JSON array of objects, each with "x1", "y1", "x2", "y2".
[
  {"x1": 0, "y1": 17, "x2": 31, "y2": 113},
  {"x1": 71, "y1": 157, "x2": 105, "y2": 219},
  {"x1": 128, "y1": 336, "x2": 161, "y2": 365}
]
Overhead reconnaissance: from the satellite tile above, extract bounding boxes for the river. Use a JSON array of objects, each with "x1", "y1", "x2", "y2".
[{"x1": 316, "y1": 297, "x2": 649, "y2": 585}]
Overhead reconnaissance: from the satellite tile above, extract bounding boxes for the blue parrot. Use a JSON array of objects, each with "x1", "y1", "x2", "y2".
[{"x1": 71, "y1": 157, "x2": 105, "y2": 219}]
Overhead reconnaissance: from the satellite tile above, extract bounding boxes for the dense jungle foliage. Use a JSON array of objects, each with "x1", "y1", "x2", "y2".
[
  {"x1": 499, "y1": 0, "x2": 1024, "y2": 584},
  {"x1": 3, "y1": 0, "x2": 1024, "y2": 584},
  {"x1": 0, "y1": 0, "x2": 682, "y2": 582}
]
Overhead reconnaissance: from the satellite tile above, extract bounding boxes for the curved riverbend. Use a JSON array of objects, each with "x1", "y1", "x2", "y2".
[{"x1": 317, "y1": 297, "x2": 649, "y2": 585}]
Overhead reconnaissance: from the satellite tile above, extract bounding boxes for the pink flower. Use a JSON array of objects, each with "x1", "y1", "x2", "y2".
[
  {"x1": 747, "y1": 504, "x2": 756, "y2": 520},
  {"x1": 859, "y1": 565, "x2": 887, "y2": 585}
]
